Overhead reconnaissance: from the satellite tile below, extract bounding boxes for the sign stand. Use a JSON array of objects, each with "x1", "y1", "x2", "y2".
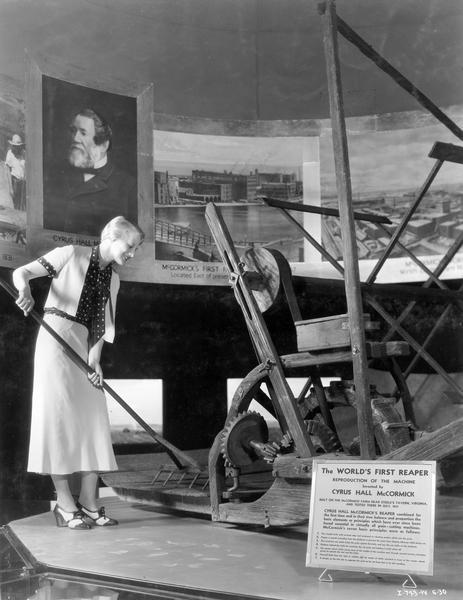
[
  {"x1": 318, "y1": 569, "x2": 333, "y2": 582},
  {"x1": 318, "y1": 569, "x2": 418, "y2": 588},
  {"x1": 402, "y1": 574, "x2": 418, "y2": 588}
]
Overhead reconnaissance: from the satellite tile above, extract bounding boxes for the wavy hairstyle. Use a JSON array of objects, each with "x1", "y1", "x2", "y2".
[{"x1": 100, "y1": 216, "x2": 145, "y2": 243}]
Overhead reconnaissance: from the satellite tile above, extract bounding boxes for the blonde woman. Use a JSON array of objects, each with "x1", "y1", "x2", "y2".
[{"x1": 13, "y1": 216, "x2": 144, "y2": 529}]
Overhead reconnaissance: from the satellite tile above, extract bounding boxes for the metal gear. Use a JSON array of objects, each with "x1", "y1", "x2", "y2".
[
  {"x1": 306, "y1": 419, "x2": 343, "y2": 453},
  {"x1": 220, "y1": 411, "x2": 269, "y2": 467},
  {"x1": 279, "y1": 432, "x2": 293, "y2": 449}
]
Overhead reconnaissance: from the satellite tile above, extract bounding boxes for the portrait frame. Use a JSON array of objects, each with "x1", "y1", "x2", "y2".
[{"x1": 25, "y1": 53, "x2": 154, "y2": 280}]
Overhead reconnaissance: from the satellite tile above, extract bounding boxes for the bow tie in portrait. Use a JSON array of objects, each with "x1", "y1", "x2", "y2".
[
  {"x1": 81, "y1": 167, "x2": 101, "y2": 175},
  {"x1": 71, "y1": 165, "x2": 103, "y2": 176}
]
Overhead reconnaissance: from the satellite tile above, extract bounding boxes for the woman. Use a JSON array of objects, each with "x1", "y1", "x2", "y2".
[{"x1": 13, "y1": 216, "x2": 144, "y2": 529}]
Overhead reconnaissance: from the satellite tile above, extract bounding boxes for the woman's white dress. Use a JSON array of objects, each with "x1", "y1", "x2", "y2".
[{"x1": 27, "y1": 245, "x2": 118, "y2": 475}]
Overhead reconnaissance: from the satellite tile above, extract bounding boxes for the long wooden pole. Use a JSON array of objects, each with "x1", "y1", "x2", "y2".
[
  {"x1": 336, "y1": 17, "x2": 463, "y2": 143},
  {"x1": 261, "y1": 196, "x2": 391, "y2": 224},
  {"x1": 367, "y1": 160, "x2": 443, "y2": 284},
  {"x1": 318, "y1": 0, "x2": 375, "y2": 458},
  {"x1": 0, "y1": 277, "x2": 200, "y2": 472}
]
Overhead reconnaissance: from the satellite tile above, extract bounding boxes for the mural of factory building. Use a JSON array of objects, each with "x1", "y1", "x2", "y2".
[
  {"x1": 320, "y1": 108, "x2": 463, "y2": 267},
  {"x1": 322, "y1": 187, "x2": 462, "y2": 261},
  {"x1": 154, "y1": 164, "x2": 305, "y2": 262},
  {"x1": 154, "y1": 168, "x2": 302, "y2": 206}
]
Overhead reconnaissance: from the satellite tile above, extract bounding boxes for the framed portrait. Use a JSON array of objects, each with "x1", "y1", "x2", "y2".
[{"x1": 24, "y1": 54, "x2": 154, "y2": 281}]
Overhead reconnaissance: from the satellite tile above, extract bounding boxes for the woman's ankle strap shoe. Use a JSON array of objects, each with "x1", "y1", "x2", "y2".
[
  {"x1": 76, "y1": 502, "x2": 119, "y2": 526},
  {"x1": 53, "y1": 505, "x2": 91, "y2": 529}
]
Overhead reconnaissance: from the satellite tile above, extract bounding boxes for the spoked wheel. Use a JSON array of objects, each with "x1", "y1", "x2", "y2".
[
  {"x1": 227, "y1": 364, "x2": 278, "y2": 423},
  {"x1": 226, "y1": 361, "x2": 413, "y2": 458},
  {"x1": 226, "y1": 364, "x2": 342, "y2": 455}
]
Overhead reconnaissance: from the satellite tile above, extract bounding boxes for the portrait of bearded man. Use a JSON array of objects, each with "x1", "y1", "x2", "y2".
[{"x1": 43, "y1": 108, "x2": 138, "y2": 237}]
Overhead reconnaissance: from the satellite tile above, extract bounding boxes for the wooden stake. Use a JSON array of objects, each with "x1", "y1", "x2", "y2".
[{"x1": 318, "y1": 0, "x2": 375, "y2": 458}]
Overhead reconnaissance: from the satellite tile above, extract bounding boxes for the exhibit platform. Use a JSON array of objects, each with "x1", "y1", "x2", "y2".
[{"x1": 1, "y1": 491, "x2": 463, "y2": 600}]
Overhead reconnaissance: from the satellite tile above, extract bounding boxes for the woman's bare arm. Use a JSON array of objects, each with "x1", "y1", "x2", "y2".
[{"x1": 12, "y1": 262, "x2": 50, "y2": 316}]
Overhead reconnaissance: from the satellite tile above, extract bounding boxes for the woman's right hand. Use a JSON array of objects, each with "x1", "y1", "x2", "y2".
[{"x1": 16, "y1": 286, "x2": 35, "y2": 316}]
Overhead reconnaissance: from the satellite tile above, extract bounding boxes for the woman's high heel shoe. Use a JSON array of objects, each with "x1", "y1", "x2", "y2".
[
  {"x1": 76, "y1": 501, "x2": 118, "y2": 526},
  {"x1": 53, "y1": 504, "x2": 91, "y2": 529}
]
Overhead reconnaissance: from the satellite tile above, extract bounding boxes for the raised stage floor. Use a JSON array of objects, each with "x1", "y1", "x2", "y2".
[{"x1": 1, "y1": 491, "x2": 463, "y2": 600}]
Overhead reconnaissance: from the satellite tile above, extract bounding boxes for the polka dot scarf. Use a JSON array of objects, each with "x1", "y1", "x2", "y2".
[{"x1": 76, "y1": 246, "x2": 112, "y2": 346}]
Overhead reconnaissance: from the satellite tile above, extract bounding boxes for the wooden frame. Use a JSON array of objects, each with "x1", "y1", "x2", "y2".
[{"x1": 25, "y1": 54, "x2": 153, "y2": 275}]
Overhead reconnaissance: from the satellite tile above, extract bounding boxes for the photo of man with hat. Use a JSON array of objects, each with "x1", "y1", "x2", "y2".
[{"x1": 5, "y1": 133, "x2": 26, "y2": 211}]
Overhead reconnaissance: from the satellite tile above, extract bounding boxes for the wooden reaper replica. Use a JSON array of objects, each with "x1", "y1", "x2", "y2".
[
  {"x1": 100, "y1": 0, "x2": 463, "y2": 526},
  {"x1": 94, "y1": 199, "x2": 463, "y2": 527},
  {"x1": 4, "y1": 0, "x2": 463, "y2": 529}
]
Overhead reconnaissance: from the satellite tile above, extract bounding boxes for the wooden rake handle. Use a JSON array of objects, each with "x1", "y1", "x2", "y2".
[{"x1": 0, "y1": 277, "x2": 201, "y2": 472}]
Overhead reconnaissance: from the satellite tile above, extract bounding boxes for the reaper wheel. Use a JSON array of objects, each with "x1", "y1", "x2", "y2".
[
  {"x1": 226, "y1": 366, "x2": 341, "y2": 458},
  {"x1": 227, "y1": 365, "x2": 280, "y2": 422},
  {"x1": 220, "y1": 411, "x2": 269, "y2": 467}
]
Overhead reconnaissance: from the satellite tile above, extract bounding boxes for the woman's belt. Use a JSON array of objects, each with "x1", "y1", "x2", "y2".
[{"x1": 43, "y1": 307, "x2": 89, "y2": 328}]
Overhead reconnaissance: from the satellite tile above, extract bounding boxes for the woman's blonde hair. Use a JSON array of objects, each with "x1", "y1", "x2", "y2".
[{"x1": 100, "y1": 216, "x2": 145, "y2": 243}]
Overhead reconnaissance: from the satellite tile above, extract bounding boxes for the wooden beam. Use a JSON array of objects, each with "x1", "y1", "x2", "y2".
[
  {"x1": 336, "y1": 16, "x2": 463, "y2": 142},
  {"x1": 318, "y1": 0, "x2": 375, "y2": 458},
  {"x1": 377, "y1": 223, "x2": 447, "y2": 289},
  {"x1": 367, "y1": 159, "x2": 443, "y2": 284},
  {"x1": 383, "y1": 416, "x2": 463, "y2": 461},
  {"x1": 429, "y1": 141, "x2": 463, "y2": 164},
  {"x1": 261, "y1": 196, "x2": 391, "y2": 224},
  {"x1": 274, "y1": 205, "x2": 345, "y2": 275}
]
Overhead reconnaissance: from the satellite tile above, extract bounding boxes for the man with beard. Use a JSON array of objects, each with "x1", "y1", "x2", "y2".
[{"x1": 43, "y1": 108, "x2": 137, "y2": 236}]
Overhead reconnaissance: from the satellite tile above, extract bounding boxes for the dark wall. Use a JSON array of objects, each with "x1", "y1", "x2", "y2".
[
  {"x1": 2, "y1": 265, "x2": 463, "y2": 503},
  {"x1": 0, "y1": 264, "x2": 336, "y2": 502}
]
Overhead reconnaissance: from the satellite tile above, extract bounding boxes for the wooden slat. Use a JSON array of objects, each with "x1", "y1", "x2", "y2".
[
  {"x1": 217, "y1": 477, "x2": 311, "y2": 527},
  {"x1": 383, "y1": 417, "x2": 463, "y2": 461},
  {"x1": 429, "y1": 141, "x2": 463, "y2": 164},
  {"x1": 272, "y1": 452, "x2": 353, "y2": 479},
  {"x1": 319, "y1": 0, "x2": 375, "y2": 458},
  {"x1": 367, "y1": 160, "x2": 443, "y2": 284},
  {"x1": 273, "y1": 417, "x2": 463, "y2": 477},
  {"x1": 295, "y1": 313, "x2": 379, "y2": 352},
  {"x1": 273, "y1": 205, "x2": 345, "y2": 276},
  {"x1": 366, "y1": 341, "x2": 409, "y2": 358},
  {"x1": 261, "y1": 196, "x2": 391, "y2": 224},
  {"x1": 281, "y1": 341, "x2": 409, "y2": 369},
  {"x1": 336, "y1": 16, "x2": 463, "y2": 142},
  {"x1": 281, "y1": 349, "x2": 353, "y2": 369}
]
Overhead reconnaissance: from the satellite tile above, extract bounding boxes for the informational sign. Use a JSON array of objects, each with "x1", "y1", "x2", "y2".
[{"x1": 306, "y1": 459, "x2": 436, "y2": 576}]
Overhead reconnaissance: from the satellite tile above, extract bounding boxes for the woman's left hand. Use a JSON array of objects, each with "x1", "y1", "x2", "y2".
[{"x1": 88, "y1": 360, "x2": 103, "y2": 388}]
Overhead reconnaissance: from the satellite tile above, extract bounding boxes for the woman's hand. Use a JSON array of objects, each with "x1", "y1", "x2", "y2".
[
  {"x1": 88, "y1": 359, "x2": 104, "y2": 388},
  {"x1": 16, "y1": 286, "x2": 35, "y2": 316}
]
